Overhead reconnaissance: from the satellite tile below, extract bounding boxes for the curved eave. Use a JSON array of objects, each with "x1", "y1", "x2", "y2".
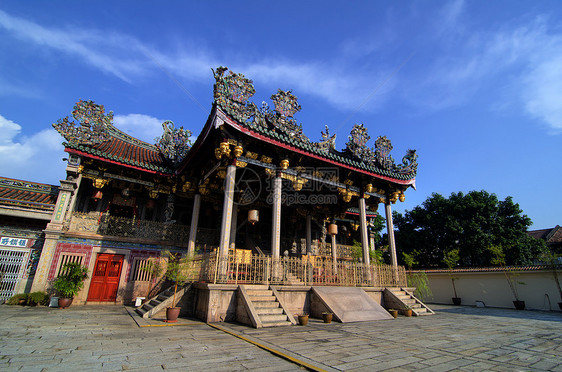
[
  {"x1": 65, "y1": 148, "x2": 173, "y2": 176},
  {"x1": 217, "y1": 108, "x2": 415, "y2": 186},
  {"x1": 176, "y1": 105, "x2": 220, "y2": 174}
]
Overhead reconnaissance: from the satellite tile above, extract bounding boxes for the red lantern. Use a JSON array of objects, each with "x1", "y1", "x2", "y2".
[{"x1": 92, "y1": 190, "x2": 103, "y2": 201}]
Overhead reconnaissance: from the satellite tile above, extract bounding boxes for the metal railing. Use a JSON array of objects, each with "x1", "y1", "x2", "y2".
[
  {"x1": 185, "y1": 252, "x2": 406, "y2": 287},
  {"x1": 67, "y1": 212, "x2": 191, "y2": 244}
]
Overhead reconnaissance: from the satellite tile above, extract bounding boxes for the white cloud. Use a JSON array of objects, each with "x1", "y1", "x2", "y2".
[
  {"x1": 113, "y1": 114, "x2": 166, "y2": 144},
  {"x1": 0, "y1": 9, "x2": 147, "y2": 82},
  {"x1": 0, "y1": 9, "x2": 393, "y2": 114},
  {"x1": 0, "y1": 114, "x2": 64, "y2": 184},
  {"x1": 403, "y1": 13, "x2": 562, "y2": 133}
]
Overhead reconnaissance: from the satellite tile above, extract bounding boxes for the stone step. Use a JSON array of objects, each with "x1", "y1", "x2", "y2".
[
  {"x1": 260, "y1": 314, "x2": 289, "y2": 323},
  {"x1": 256, "y1": 307, "x2": 283, "y2": 315},
  {"x1": 135, "y1": 308, "x2": 147, "y2": 317},
  {"x1": 262, "y1": 320, "x2": 293, "y2": 327},
  {"x1": 244, "y1": 285, "x2": 269, "y2": 290},
  {"x1": 247, "y1": 290, "x2": 273, "y2": 296},
  {"x1": 252, "y1": 301, "x2": 280, "y2": 308},
  {"x1": 249, "y1": 295, "x2": 276, "y2": 302}
]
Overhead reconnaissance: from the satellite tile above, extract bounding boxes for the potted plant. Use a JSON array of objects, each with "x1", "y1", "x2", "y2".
[
  {"x1": 52, "y1": 262, "x2": 89, "y2": 309},
  {"x1": 402, "y1": 305, "x2": 412, "y2": 317},
  {"x1": 388, "y1": 309, "x2": 398, "y2": 318},
  {"x1": 297, "y1": 313, "x2": 309, "y2": 325},
  {"x1": 490, "y1": 245, "x2": 526, "y2": 310},
  {"x1": 322, "y1": 311, "x2": 333, "y2": 323},
  {"x1": 162, "y1": 250, "x2": 193, "y2": 322},
  {"x1": 443, "y1": 248, "x2": 461, "y2": 305}
]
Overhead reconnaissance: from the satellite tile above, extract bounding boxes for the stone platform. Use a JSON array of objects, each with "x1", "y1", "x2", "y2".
[{"x1": 1, "y1": 304, "x2": 561, "y2": 371}]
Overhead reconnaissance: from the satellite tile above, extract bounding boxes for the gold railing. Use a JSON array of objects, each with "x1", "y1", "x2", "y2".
[
  {"x1": 67, "y1": 212, "x2": 191, "y2": 244},
  {"x1": 317, "y1": 243, "x2": 354, "y2": 259},
  {"x1": 186, "y1": 252, "x2": 406, "y2": 287}
]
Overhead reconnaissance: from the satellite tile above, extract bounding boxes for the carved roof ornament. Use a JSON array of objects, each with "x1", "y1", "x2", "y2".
[
  {"x1": 52, "y1": 100, "x2": 111, "y2": 145},
  {"x1": 271, "y1": 89, "x2": 301, "y2": 118},
  {"x1": 374, "y1": 136, "x2": 396, "y2": 170},
  {"x1": 317, "y1": 125, "x2": 336, "y2": 152},
  {"x1": 397, "y1": 149, "x2": 418, "y2": 174},
  {"x1": 346, "y1": 124, "x2": 374, "y2": 162},
  {"x1": 212, "y1": 66, "x2": 256, "y2": 123},
  {"x1": 267, "y1": 90, "x2": 309, "y2": 142},
  {"x1": 344, "y1": 124, "x2": 418, "y2": 175},
  {"x1": 155, "y1": 121, "x2": 192, "y2": 166}
]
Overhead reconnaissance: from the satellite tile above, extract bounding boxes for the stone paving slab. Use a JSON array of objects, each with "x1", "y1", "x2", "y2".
[{"x1": 0, "y1": 304, "x2": 561, "y2": 371}]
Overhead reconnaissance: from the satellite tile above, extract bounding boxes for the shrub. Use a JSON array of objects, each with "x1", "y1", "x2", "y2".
[
  {"x1": 6, "y1": 293, "x2": 28, "y2": 305},
  {"x1": 28, "y1": 291, "x2": 50, "y2": 306}
]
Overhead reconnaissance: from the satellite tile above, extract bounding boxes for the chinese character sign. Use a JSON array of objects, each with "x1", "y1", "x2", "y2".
[{"x1": 0, "y1": 237, "x2": 28, "y2": 248}]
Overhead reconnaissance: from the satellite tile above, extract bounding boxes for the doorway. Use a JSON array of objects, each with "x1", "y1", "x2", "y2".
[{"x1": 87, "y1": 253, "x2": 124, "y2": 302}]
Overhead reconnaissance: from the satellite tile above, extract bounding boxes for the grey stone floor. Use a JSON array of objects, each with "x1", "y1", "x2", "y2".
[{"x1": 0, "y1": 304, "x2": 561, "y2": 371}]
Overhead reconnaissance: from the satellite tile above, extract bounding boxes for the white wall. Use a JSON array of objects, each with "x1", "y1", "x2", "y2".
[{"x1": 422, "y1": 269, "x2": 561, "y2": 311}]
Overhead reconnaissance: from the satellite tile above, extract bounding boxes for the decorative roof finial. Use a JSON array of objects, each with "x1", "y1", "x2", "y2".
[
  {"x1": 155, "y1": 121, "x2": 192, "y2": 166},
  {"x1": 52, "y1": 100, "x2": 112, "y2": 145}
]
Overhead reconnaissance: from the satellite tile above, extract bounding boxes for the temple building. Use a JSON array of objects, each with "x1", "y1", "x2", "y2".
[{"x1": 3, "y1": 67, "x2": 431, "y2": 325}]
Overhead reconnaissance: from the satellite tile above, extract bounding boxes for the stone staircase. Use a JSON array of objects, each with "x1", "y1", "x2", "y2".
[
  {"x1": 135, "y1": 284, "x2": 190, "y2": 319},
  {"x1": 384, "y1": 287, "x2": 434, "y2": 316},
  {"x1": 240, "y1": 285, "x2": 295, "y2": 327},
  {"x1": 285, "y1": 271, "x2": 304, "y2": 285}
]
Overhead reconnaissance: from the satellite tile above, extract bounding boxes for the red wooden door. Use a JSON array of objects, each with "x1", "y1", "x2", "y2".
[{"x1": 87, "y1": 254, "x2": 124, "y2": 302}]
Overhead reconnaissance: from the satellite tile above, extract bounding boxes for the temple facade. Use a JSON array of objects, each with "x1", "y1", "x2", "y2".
[{"x1": 3, "y1": 67, "x2": 426, "y2": 323}]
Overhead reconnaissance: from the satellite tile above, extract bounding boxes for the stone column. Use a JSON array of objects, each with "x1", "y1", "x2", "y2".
[
  {"x1": 271, "y1": 175, "x2": 282, "y2": 259},
  {"x1": 219, "y1": 165, "x2": 236, "y2": 258},
  {"x1": 369, "y1": 228, "x2": 376, "y2": 253},
  {"x1": 30, "y1": 179, "x2": 76, "y2": 292},
  {"x1": 385, "y1": 201, "x2": 398, "y2": 268},
  {"x1": 358, "y1": 197, "x2": 370, "y2": 266},
  {"x1": 187, "y1": 193, "x2": 201, "y2": 256},
  {"x1": 306, "y1": 215, "x2": 312, "y2": 255},
  {"x1": 229, "y1": 206, "x2": 238, "y2": 251},
  {"x1": 331, "y1": 233, "x2": 338, "y2": 276}
]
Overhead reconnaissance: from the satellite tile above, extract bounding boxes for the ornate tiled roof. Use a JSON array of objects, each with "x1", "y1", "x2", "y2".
[
  {"x1": 0, "y1": 177, "x2": 59, "y2": 212},
  {"x1": 67, "y1": 124, "x2": 173, "y2": 174},
  {"x1": 212, "y1": 67, "x2": 417, "y2": 183},
  {"x1": 53, "y1": 100, "x2": 177, "y2": 175}
]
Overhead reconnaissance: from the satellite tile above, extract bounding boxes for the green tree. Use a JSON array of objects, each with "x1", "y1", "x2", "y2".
[{"x1": 394, "y1": 191, "x2": 546, "y2": 268}]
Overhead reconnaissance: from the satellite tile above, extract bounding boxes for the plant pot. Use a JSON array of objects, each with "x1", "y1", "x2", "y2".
[
  {"x1": 297, "y1": 315, "x2": 309, "y2": 326},
  {"x1": 388, "y1": 309, "x2": 398, "y2": 318},
  {"x1": 513, "y1": 300, "x2": 525, "y2": 310},
  {"x1": 322, "y1": 313, "x2": 333, "y2": 323},
  {"x1": 403, "y1": 309, "x2": 412, "y2": 317},
  {"x1": 166, "y1": 307, "x2": 180, "y2": 322},
  {"x1": 58, "y1": 297, "x2": 73, "y2": 309},
  {"x1": 452, "y1": 297, "x2": 462, "y2": 306}
]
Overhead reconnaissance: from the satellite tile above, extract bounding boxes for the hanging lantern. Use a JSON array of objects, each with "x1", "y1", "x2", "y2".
[
  {"x1": 248, "y1": 209, "x2": 259, "y2": 225},
  {"x1": 328, "y1": 223, "x2": 338, "y2": 236},
  {"x1": 146, "y1": 199, "x2": 156, "y2": 209},
  {"x1": 92, "y1": 190, "x2": 103, "y2": 201}
]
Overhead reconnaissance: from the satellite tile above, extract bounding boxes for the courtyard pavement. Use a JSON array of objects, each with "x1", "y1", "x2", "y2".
[{"x1": 0, "y1": 304, "x2": 561, "y2": 371}]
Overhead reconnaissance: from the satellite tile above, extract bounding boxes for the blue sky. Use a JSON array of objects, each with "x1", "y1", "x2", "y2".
[{"x1": 0, "y1": 1, "x2": 560, "y2": 229}]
